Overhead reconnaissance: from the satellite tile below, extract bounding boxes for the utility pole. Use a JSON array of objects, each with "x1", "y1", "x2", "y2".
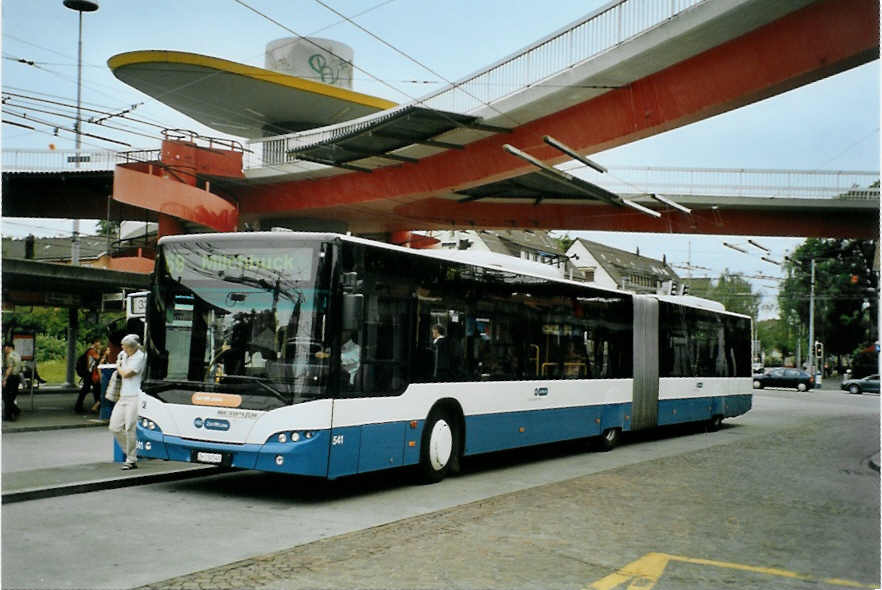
[{"x1": 807, "y1": 258, "x2": 816, "y2": 382}]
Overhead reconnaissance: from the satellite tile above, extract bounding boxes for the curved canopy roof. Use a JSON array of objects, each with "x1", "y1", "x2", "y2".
[{"x1": 108, "y1": 50, "x2": 396, "y2": 139}]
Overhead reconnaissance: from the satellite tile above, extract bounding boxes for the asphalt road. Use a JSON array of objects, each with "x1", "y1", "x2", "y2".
[{"x1": 2, "y1": 387, "x2": 878, "y2": 590}]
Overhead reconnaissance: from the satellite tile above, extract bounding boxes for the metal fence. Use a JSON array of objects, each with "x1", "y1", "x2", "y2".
[
  {"x1": 4, "y1": 149, "x2": 877, "y2": 201},
  {"x1": 420, "y1": 0, "x2": 703, "y2": 114},
  {"x1": 568, "y1": 166, "x2": 881, "y2": 200},
  {"x1": 2, "y1": 149, "x2": 160, "y2": 172}
]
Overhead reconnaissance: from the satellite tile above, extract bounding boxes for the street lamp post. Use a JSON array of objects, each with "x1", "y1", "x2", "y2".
[
  {"x1": 62, "y1": 0, "x2": 98, "y2": 388},
  {"x1": 63, "y1": 0, "x2": 98, "y2": 267}
]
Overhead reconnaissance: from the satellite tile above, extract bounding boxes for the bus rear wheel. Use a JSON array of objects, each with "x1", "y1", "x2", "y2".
[
  {"x1": 597, "y1": 427, "x2": 621, "y2": 452},
  {"x1": 708, "y1": 414, "x2": 723, "y2": 432},
  {"x1": 419, "y1": 410, "x2": 457, "y2": 483}
]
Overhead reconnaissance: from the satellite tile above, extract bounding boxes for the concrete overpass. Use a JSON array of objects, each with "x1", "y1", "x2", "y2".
[{"x1": 4, "y1": 151, "x2": 876, "y2": 238}]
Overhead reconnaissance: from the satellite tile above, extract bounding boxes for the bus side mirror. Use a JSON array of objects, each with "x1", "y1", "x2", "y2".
[{"x1": 342, "y1": 294, "x2": 364, "y2": 332}]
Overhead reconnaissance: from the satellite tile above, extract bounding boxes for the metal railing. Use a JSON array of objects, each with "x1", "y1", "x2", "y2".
[
  {"x1": 246, "y1": 0, "x2": 706, "y2": 169},
  {"x1": 2, "y1": 149, "x2": 161, "y2": 172},
  {"x1": 567, "y1": 165, "x2": 881, "y2": 200},
  {"x1": 4, "y1": 148, "x2": 877, "y2": 201},
  {"x1": 420, "y1": 0, "x2": 704, "y2": 114}
]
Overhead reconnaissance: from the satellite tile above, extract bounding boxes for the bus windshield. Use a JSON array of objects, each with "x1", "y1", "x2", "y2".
[{"x1": 149, "y1": 238, "x2": 332, "y2": 404}]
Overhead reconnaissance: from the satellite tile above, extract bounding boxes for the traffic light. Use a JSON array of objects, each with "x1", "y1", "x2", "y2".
[
  {"x1": 850, "y1": 274, "x2": 859, "y2": 284},
  {"x1": 814, "y1": 341, "x2": 823, "y2": 358},
  {"x1": 681, "y1": 284, "x2": 689, "y2": 295}
]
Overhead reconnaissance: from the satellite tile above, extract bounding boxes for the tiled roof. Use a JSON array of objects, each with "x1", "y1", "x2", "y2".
[
  {"x1": 2, "y1": 235, "x2": 107, "y2": 262},
  {"x1": 573, "y1": 238, "x2": 679, "y2": 286},
  {"x1": 477, "y1": 230, "x2": 564, "y2": 257}
]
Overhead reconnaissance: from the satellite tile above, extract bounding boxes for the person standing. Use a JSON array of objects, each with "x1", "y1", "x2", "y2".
[
  {"x1": 432, "y1": 324, "x2": 451, "y2": 380},
  {"x1": 109, "y1": 334, "x2": 145, "y2": 470},
  {"x1": 2, "y1": 341, "x2": 23, "y2": 421},
  {"x1": 75, "y1": 338, "x2": 106, "y2": 413}
]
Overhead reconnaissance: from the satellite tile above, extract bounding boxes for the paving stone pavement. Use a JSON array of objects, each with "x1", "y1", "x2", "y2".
[{"x1": 136, "y1": 414, "x2": 880, "y2": 590}]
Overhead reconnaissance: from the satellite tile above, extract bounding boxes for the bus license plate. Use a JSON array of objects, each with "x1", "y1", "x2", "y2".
[{"x1": 195, "y1": 451, "x2": 223, "y2": 464}]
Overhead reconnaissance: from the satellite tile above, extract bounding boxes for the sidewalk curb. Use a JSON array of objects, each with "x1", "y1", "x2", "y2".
[
  {"x1": 2, "y1": 465, "x2": 220, "y2": 504},
  {"x1": 3, "y1": 421, "x2": 107, "y2": 434}
]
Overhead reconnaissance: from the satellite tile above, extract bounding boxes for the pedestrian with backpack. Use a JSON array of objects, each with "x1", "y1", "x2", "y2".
[{"x1": 74, "y1": 338, "x2": 106, "y2": 414}]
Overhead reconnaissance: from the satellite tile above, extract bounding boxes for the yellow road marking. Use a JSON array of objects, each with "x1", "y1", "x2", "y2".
[{"x1": 587, "y1": 552, "x2": 879, "y2": 589}]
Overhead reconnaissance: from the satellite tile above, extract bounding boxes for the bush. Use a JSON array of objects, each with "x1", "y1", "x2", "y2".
[
  {"x1": 3, "y1": 308, "x2": 126, "y2": 362},
  {"x1": 35, "y1": 335, "x2": 67, "y2": 362}
]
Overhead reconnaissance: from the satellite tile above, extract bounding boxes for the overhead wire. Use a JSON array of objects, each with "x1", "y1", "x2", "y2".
[
  {"x1": 9, "y1": 0, "x2": 602, "y2": 181},
  {"x1": 1, "y1": 85, "x2": 172, "y2": 129},
  {"x1": 47, "y1": 0, "x2": 408, "y2": 147},
  {"x1": 4, "y1": 109, "x2": 131, "y2": 146},
  {"x1": 3, "y1": 92, "x2": 161, "y2": 128},
  {"x1": 2, "y1": 98, "x2": 166, "y2": 143},
  {"x1": 231, "y1": 0, "x2": 527, "y2": 144},
  {"x1": 309, "y1": 0, "x2": 522, "y2": 127}
]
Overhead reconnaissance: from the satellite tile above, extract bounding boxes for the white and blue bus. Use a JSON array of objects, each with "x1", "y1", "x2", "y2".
[{"x1": 137, "y1": 232, "x2": 752, "y2": 482}]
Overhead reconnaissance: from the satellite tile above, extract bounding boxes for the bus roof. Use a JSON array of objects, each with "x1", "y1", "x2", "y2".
[{"x1": 157, "y1": 232, "x2": 749, "y2": 319}]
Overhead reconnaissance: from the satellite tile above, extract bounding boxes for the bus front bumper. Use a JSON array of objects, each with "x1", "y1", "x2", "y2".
[{"x1": 136, "y1": 425, "x2": 330, "y2": 476}]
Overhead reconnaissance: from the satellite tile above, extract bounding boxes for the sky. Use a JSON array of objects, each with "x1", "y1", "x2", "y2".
[{"x1": 1, "y1": 0, "x2": 879, "y2": 319}]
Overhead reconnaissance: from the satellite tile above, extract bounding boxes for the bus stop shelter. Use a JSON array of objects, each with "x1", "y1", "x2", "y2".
[{"x1": 2, "y1": 258, "x2": 151, "y2": 386}]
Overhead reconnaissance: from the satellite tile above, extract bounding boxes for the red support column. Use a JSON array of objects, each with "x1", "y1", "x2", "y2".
[{"x1": 158, "y1": 214, "x2": 185, "y2": 239}]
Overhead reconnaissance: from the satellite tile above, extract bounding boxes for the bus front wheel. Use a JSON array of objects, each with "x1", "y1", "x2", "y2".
[{"x1": 419, "y1": 410, "x2": 456, "y2": 483}]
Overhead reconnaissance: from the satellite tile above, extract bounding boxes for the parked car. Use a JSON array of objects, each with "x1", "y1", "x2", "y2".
[
  {"x1": 840, "y1": 374, "x2": 880, "y2": 395},
  {"x1": 753, "y1": 368, "x2": 814, "y2": 392}
]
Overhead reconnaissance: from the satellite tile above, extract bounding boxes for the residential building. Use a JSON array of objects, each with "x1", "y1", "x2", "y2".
[{"x1": 566, "y1": 238, "x2": 680, "y2": 294}]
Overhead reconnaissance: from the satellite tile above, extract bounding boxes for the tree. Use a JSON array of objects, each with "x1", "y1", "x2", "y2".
[
  {"x1": 778, "y1": 239, "x2": 878, "y2": 362},
  {"x1": 707, "y1": 271, "x2": 761, "y2": 318},
  {"x1": 97, "y1": 219, "x2": 120, "y2": 249},
  {"x1": 551, "y1": 232, "x2": 574, "y2": 253},
  {"x1": 3, "y1": 307, "x2": 123, "y2": 362},
  {"x1": 756, "y1": 318, "x2": 796, "y2": 363}
]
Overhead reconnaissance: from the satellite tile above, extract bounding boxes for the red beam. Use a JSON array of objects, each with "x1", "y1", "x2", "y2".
[
  {"x1": 393, "y1": 198, "x2": 878, "y2": 239},
  {"x1": 240, "y1": 0, "x2": 879, "y2": 236}
]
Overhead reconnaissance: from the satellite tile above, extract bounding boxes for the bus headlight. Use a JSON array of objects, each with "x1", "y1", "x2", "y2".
[
  {"x1": 275, "y1": 455, "x2": 284, "y2": 466},
  {"x1": 265, "y1": 431, "x2": 317, "y2": 444},
  {"x1": 139, "y1": 418, "x2": 160, "y2": 432}
]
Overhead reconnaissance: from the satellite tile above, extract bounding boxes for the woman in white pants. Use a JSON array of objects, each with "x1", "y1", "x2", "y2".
[{"x1": 109, "y1": 334, "x2": 146, "y2": 470}]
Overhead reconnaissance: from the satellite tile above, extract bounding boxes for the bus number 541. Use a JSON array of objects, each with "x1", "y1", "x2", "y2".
[{"x1": 332, "y1": 435, "x2": 344, "y2": 446}]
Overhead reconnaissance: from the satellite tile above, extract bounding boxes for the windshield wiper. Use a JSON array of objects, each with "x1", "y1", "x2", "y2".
[
  {"x1": 215, "y1": 375, "x2": 292, "y2": 403},
  {"x1": 143, "y1": 377, "x2": 293, "y2": 404},
  {"x1": 142, "y1": 379, "x2": 196, "y2": 401}
]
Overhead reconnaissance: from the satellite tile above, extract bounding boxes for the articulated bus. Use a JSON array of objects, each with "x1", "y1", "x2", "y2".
[{"x1": 137, "y1": 232, "x2": 752, "y2": 482}]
